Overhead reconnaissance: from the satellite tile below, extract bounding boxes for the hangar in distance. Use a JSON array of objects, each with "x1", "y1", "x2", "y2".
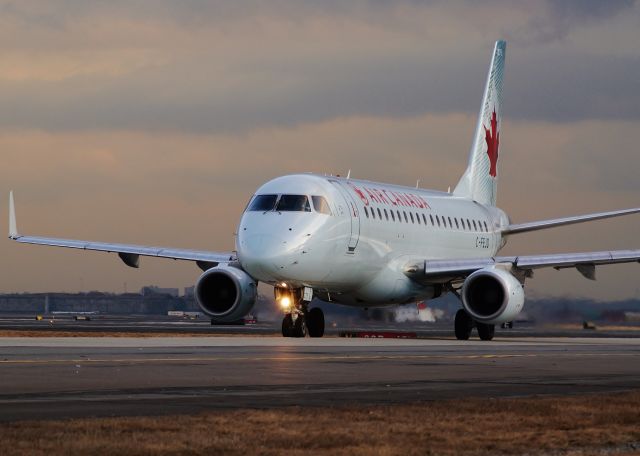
[{"x1": 9, "y1": 40, "x2": 640, "y2": 339}]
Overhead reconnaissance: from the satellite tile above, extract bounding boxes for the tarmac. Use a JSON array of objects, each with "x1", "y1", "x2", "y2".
[{"x1": 1, "y1": 335, "x2": 639, "y2": 422}]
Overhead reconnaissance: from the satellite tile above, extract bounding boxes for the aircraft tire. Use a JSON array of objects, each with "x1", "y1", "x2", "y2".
[
  {"x1": 477, "y1": 322, "x2": 495, "y2": 341},
  {"x1": 454, "y1": 309, "x2": 473, "y2": 340},
  {"x1": 292, "y1": 315, "x2": 307, "y2": 338},
  {"x1": 307, "y1": 307, "x2": 325, "y2": 338},
  {"x1": 281, "y1": 314, "x2": 294, "y2": 337}
]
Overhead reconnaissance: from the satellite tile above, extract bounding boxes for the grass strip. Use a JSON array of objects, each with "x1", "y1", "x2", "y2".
[{"x1": 1, "y1": 391, "x2": 639, "y2": 455}]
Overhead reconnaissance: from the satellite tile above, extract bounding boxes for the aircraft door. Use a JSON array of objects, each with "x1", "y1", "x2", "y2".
[{"x1": 329, "y1": 180, "x2": 360, "y2": 252}]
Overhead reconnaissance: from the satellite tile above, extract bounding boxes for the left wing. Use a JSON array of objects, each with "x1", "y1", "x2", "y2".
[
  {"x1": 502, "y1": 207, "x2": 640, "y2": 235},
  {"x1": 8, "y1": 192, "x2": 235, "y2": 271},
  {"x1": 407, "y1": 249, "x2": 640, "y2": 282}
]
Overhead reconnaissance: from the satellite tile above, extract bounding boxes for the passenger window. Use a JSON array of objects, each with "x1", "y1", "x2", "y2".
[
  {"x1": 391, "y1": 210, "x2": 395, "y2": 222},
  {"x1": 371, "y1": 208, "x2": 376, "y2": 219},
  {"x1": 276, "y1": 195, "x2": 311, "y2": 212},
  {"x1": 436, "y1": 215, "x2": 441, "y2": 227},
  {"x1": 384, "y1": 209, "x2": 389, "y2": 221},
  {"x1": 410, "y1": 213, "x2": 414, "y2": 224},
  {"x1": 455, "y1": 218, "x2": 459, "y2": 229},
  {"x1": 483, "y1": 221, "x2": 488, "y2": 232},
  {"x1": 465, "y1": 219, "x2": 470, "y2": 230},
  {"x1": 247, "y1": 194, "x2": 278, "y2": 212},
  {"x1": 364, "y1": 207, "x2": 369, "y2": 218},
  {"x1": 416, "y1": 213, "x2": 421, "y2": 225},
  {"x1": 472, "y1": 220, "x2": 477, "y2": 231},
  {"x1": 422, "y1": 214, "x2": 427, "y2": 225},
  {"x1": 429, "y1": 214, "x2": 434, "y2": 225},
  {"x1": 311, "y1": 196, "x2": 332, "y2": 215},
  {"x1": 403, "y1": 211, "x2": 408, "y2": 223},
  {"x1": 377, "y1": 208, "x2": 383, "y2": 220},
  {"x1": 448, "y1": 217, "x2": 452, "y2": 228}
]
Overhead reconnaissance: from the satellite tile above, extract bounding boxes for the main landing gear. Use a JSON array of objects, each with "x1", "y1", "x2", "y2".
[
  {"x1": 277, "y1": 286, "x2": 325, "y2": 338},
  {"x1": 454, "y1": 309, "x2": 495, "y2": 341}
]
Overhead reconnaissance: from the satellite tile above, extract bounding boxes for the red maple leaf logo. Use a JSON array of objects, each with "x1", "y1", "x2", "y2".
[{"x1": 484, "y1": 108, "x2": 499, "y2": 178}]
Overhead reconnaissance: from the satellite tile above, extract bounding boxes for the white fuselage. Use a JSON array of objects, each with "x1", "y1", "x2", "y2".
[{"x1": 237, "y1": 174, "x2": 509, "y2": 306}]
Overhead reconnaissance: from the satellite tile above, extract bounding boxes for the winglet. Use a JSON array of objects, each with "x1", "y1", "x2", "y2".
[{"x1": 9, "y1": 191, "x2": 18, "y2": 239}]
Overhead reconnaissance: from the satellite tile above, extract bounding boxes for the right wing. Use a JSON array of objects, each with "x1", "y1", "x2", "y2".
[{"x1": 9, "y1": 192, "x2": 235, "y2": 271}]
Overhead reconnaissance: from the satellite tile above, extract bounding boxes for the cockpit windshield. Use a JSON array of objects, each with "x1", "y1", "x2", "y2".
[
  {"x1": 246, "y1": 194, "x2": 330, "y2": 214},
  {"x1": 276, "y1": 195, "x2": 311, "y2": 212},
  {"x1": 247, "y1": 194, "x2": 278, "y2": 212}
]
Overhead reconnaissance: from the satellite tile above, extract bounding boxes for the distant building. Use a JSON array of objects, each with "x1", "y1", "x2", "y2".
[
  {"x1": 184, "y1": 286, "x2": 195, "y2": 298},
  {"x1": 140, "y1": 286, "x2": 179, "y2": 297},
  {"x1": 0, "y1": 292, "x2": 197, "y2": 314},
  {"x1": 624, "y1": 311, "x2": 640, "y2": 322}
]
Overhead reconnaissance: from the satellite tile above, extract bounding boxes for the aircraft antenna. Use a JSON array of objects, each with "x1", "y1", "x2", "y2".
[{"x1": 347, "y1": 169, "x2": 351, "y2": 179}]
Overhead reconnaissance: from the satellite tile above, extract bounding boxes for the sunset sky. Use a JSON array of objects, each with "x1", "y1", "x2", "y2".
[{"x1": 3, "y1": 0, "x2": 640, "y2": 300}]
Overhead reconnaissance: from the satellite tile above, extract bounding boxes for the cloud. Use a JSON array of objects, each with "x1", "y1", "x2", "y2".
[
  {"x1": 510, "y1": 0, "x2": 637, "y2": 44},
  {"x1": 1, "y1": 1, "x2": 640, "y2": 300},
  {"x1": 0, "y1": 1, "x2": 637, "y2": 133},
  {"x1": 0, "y1": 39, "x2": 639, "y2": 133},
  {"x1": 3, "y1": 114, "x2": 640, "y2": 299}
]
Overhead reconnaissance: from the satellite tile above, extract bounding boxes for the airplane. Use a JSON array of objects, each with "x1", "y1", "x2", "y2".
[{"x1": 9, "y1": 40, "x2": 640, "y2": 340}]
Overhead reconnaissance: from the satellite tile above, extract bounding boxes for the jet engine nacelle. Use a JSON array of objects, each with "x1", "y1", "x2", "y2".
[
  {"x1": 461, "y1": 267, "x2": 524, "y2": 324},
  {"x1": 195, "y1": 266, "x2": 257, "y2": 322}
]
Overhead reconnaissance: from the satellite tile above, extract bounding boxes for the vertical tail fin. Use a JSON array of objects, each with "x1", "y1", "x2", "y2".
[{"x1": 453, "y1": 40, "x2": 506, "y2": 207}]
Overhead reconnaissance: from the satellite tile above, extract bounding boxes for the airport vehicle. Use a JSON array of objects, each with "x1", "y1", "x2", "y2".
[{"x1": 9, "y1": 41, "x2": 640, "y2": 340}]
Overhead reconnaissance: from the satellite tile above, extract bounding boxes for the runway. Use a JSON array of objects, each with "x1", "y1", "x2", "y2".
[{"x1": 1, "y1": 336, "x2": 639, "y2": 422}]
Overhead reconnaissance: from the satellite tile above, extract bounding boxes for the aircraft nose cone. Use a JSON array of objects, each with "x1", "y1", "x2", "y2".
[{"x1": 238, "y1": 234, "x2": 287, "y2": 281}]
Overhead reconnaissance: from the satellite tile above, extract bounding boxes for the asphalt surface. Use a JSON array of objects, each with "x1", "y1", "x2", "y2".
[
  {"x1": 3, "y1": 313, "x2": 640, "y2": 338},
  {"x1": 1, "y1": 335, "x2": 639, "y2": 422}
]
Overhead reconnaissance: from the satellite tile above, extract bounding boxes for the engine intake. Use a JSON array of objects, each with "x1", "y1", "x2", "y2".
[
  {"x1": 461, "y1": 267, "x2": 524, "y2": 324},
  {"x1": 195, "y1": 266, "x2": 257, "y2": 322}
]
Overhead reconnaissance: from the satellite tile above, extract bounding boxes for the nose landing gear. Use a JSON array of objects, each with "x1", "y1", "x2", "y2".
[{"x1": 276, "y1": 286, "x2": 324, "y2": 338}]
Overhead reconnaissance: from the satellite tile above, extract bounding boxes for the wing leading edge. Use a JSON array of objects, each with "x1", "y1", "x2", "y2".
[
  {"x1": 502, "y1": 207, "x2": 640, "y2": 235},
  {"x1": 407, "y1": 249, "x2": 640, "y2": 283},
  {"x1": 8, "y1": 192, "x2": 235, "y2": 271}
]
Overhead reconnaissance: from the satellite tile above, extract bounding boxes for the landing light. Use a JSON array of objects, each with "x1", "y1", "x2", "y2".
[{"x1": 280, "y1": 296, "x2": 291, "y2": 309}]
